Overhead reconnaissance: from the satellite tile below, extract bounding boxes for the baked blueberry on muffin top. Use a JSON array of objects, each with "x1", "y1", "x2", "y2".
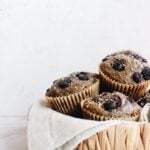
[
  {"x1": 46, "y1": 72, "x2": 99, "y2": 97},
  {"x1": 137, "y1": 90, "x2": 150, "y2": 107},
  {"x1": 100, "y1": 50, "x2": 150, "y2": 84}
]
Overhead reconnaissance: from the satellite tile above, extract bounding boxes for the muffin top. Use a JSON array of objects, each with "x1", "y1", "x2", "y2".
[
  {"x1": 46, "y1": 72, "x2": 99, "y2": 97},
  {"x1": 100, "y1": 50, "x2": 150, "y2": 84},
  {"x1": 137, "y1": 90, "x2": 150, "y2": 107},
  {"x1": 82, "y1": 92, "x2": 141, "y2": 117}
]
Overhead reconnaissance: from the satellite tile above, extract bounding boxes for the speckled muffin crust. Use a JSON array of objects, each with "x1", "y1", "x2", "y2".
[
  {"x1": 81, "y1": 92, "x2": 141, "y2": 120},
  {"x1": 46, "y1": 72, "x2": 99, "y2": 97},
  {"x1": 137, "y1": 90, "x2": 150, "y2": 107},
  {"x1": 100, "y1": 50, "x2": 150, "y2": 84}
]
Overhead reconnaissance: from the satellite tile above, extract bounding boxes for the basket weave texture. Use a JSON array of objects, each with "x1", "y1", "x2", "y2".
[{"x1": 76, "y1": 123, "x2": 150, "y2": 150}]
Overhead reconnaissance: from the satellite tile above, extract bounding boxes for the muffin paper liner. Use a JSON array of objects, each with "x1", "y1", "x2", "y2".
[
  {"x1": 99, "y1": 70, "x2": 149, "y2": 100},
  {"x1": 81, "y1": 100, "x2": 140, "y2": 121},
  {"x1": 45, "y1": 80, "x2": 100, "y2": 115}
]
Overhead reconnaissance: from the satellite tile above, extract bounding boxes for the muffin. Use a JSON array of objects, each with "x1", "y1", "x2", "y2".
[
  {"x1": 99, "y1": 50, "x2": 150, "y2": 100},
  {"x1": 81, "y1": 92, "x2": 141, "y2": 121},
  {"x1": 137, "y1": 90, "x2": 150, "y2": 107},
  {"x1": 45, "y1": 72, "x2": 100, "y2": 115}
]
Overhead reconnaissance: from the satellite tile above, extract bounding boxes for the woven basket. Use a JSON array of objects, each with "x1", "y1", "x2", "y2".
[{"x1": 76, "y1": 123, "x2": 150, "y2": 150}]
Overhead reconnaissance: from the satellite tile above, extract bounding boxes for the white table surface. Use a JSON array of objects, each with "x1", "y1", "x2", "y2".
[{"x1": 0, "y1": 117, "x2": 27, "y2": 150}]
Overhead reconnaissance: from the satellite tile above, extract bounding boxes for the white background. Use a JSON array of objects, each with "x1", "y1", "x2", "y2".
[{"x1": 1, "y1": 0, "x2": 150, "y2": 149}]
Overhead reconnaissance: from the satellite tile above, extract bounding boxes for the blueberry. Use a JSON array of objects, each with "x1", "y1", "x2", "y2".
[
  {"x1": 116, "y1": 100, "x2": 122, "y2": 107},
  {"x1": 133, "y1": 54, "x2": 147, "y2": 63},
  {"x1": 112, "y1": 59, "x2": 125, "y2": 71},
  {"x1": 123, "y1": 51, "x2": 147, "y2": 63},
  {"x1": 76, "y1": 72, "x2": 89, "y2": 80},
  {"x1": 132, "y1": 72, "x2": 143, "y2": 83},
  {"x1": 102, "y1": 58, "x2": 107, "y2": 61},
  {"x1": 102, "y1": 54, "x2": 111, "y2": 61},
  {"x1": 142, "y1": 67, "x2": 150, "y2": 80},
  {"x1": 46, "y1": 88, "x2": 50, "y2": 92},
  {"x1": 92, "y1": 96, "x2": 100, "y2": 103},
  {"x1": 100, "y1": 92, "x2": 107, "y2": 97},
  {"x1": 58, "y1": 78, "x2": 71, "y2": 89},
  {"x1": 103, "y1": 99, "x2": 121, "y2": 111},
  {"x1": 137, "y1": 98, "x2": 147, "y2": 107}
]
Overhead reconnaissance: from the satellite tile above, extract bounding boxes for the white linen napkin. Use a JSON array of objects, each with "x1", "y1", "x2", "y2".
[
  {"x1": 27, "y1": 99, "x2": 146, "y2": 150},
  {"x1": 140, "y1": 103, "x2": 150, "y2": 122}
]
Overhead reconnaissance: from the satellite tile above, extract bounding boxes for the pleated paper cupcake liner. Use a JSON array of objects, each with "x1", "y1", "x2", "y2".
[
  {"x1": 99, "y1": 70, "x2": 149, "y2": 100},
  {"x1": 45, "y1": 80, "x2": 100, "y2": 115}
]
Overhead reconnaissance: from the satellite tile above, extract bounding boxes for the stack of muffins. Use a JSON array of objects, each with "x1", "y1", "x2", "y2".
[{"x1": 45, "y1": 50, "x2": 150, "y2": 121}]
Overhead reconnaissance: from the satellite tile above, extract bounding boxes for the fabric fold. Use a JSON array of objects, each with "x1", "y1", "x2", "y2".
[{"x1": 27, "y1": 100, "x2": 148, "y2": 150}]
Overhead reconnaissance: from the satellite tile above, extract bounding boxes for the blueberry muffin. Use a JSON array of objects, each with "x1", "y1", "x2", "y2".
[
  {"x1": 45, "y1": 72, "x2": 100, "y2": 115},
  {"x1": 81, "y1": 92, "x2": 141, "y2": 121},
  {"x1": 99, "y1": 50, "x2": 150, "y2": 100},
  {"x1": 137, "y1": 90, "x2": 150, "y2": 107}
]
